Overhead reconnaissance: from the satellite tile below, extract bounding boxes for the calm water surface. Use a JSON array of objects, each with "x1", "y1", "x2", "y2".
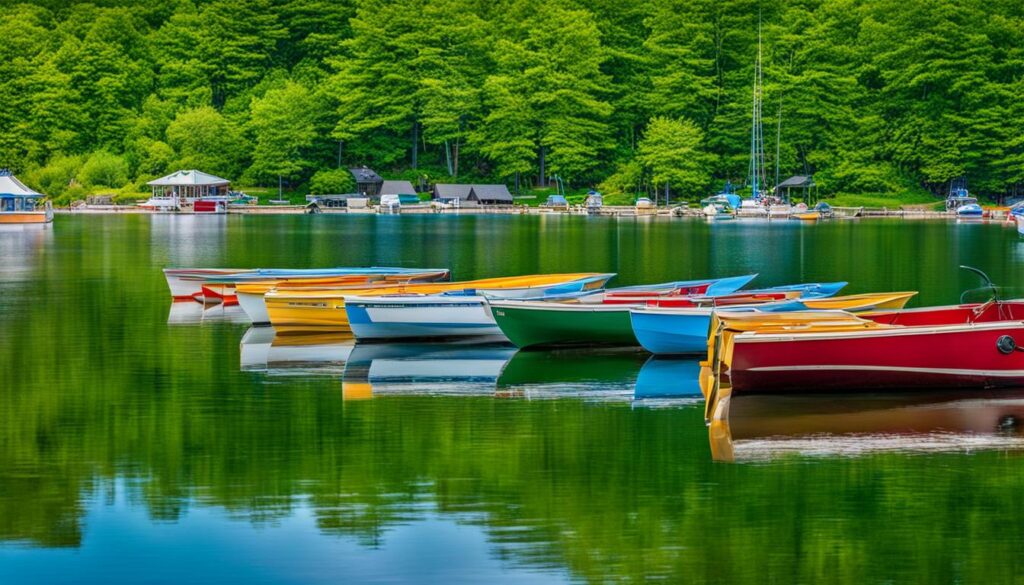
[{"x1": 3, "y1": 214, "x2": 1024, "y2": 584}]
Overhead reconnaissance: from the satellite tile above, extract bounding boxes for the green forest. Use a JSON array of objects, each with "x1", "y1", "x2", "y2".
[{"x1": 1, "y1": 0, "x2": 1023, "y2": 203}]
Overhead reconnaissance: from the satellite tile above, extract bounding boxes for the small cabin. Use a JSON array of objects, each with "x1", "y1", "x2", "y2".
[{"x1": 349, "y1": 167, "x2": 383, "y2": 197}]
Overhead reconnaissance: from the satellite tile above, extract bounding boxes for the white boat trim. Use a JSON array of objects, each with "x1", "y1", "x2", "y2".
[
  {"x1": 747, "y1": 365, "x2": 1024, "y2": 377},
  {"x1": 736, "y1": 320, "x2": 1024, "y2": 343}
]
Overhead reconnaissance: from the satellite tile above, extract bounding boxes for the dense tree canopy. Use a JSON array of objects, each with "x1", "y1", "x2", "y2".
[{"x1": 1, "y1": 0, "x2": 1023, "y2": 201}]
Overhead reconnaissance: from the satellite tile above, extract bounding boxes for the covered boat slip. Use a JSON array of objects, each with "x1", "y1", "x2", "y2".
[
  {"x1": 0, "y1": 170, "x2": 52, "y2": 224},
  {"x1": 264, "y1": 273, "x2": 615, "y2": 330},
  {"x1": 144, "y1": 170, "x2": 231, "y2": 210}
]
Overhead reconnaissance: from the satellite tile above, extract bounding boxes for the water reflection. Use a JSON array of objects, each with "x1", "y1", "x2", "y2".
[
  {"x1": 0, "y1": 224, "x2": 51, "y2": 285},
  {"x1": 710, "y1": 392, "x2": 1024, "y2": 462},
  {"x1": 167, "y1": 301, "x2": 250, "y2": 324},
  {"x1": 11, "y1": 215, "x2": 1024, "y2": 583},
  {"x1": 633, "y1": 357, "x2": 702, "y2": 400},
  {"x1": 240, "y1": 328, "x2": 355, "y2": 374},
  {"x1": 497, "y1": 348, "x2": 646, "y2": 401},
  {"x1": 342, "y1": 339, "x2": 516, "y2": 399}
]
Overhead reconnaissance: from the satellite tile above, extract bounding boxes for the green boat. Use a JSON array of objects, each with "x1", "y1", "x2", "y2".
[{"x1": 489, "y1": 301, "x2": 639, "y2": 349}]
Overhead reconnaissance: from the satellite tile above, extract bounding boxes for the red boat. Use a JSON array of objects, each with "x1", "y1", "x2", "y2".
[{"x1": 718, "y1": 300, "x2": 1024, "y2": 395}]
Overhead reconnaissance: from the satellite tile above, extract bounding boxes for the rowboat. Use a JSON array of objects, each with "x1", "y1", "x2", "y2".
[
  {"x1": 344, "y1": 275, "x2": 758, "y2": 342},
  {"x1": 702, "y1": 300, "x2": 1024, "y2": 424},
  {"x1": 791, "y1": 211, "x2": 819, "y2": 221},
  {"x1": 164, "y1": 267, "x2": 449, "y2": 302},
  {"x1": 491, "y1": 281, "x2": 847, "y2": 349},
  {"x1": 631, "y1": 291, "x2": 917, "y2": 355},
  {"x1": 265, "y1": 273, "x2": 614, "y2": 330},
  {"x1": 234, "y1": 270, "x2": 451, "y2": 323}
]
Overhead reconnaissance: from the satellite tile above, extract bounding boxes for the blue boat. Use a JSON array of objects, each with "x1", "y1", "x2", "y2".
[
  {"x1": 946, "y1": 179, "x2": 983, "y2": 217},
  {"x1": 630, "y1": 300, "x2": 807, "y2": 356},
  {"x1": 746, "y1": 281, "x2": 848, "y2": 299},
  {"x1": 629, "y1": 282, "x2": 847, "y2": 356}
]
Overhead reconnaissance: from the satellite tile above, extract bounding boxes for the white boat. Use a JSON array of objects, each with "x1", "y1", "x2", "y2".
[
  {"x1": 343, "y1": 273, "x2": 615, "y2": 341},
  {"x1": 139, "y1": 195, "x2": 180, "y2": 212},
  {"x1": 163, "y1": 268, "x2": 250, "y2": 300},
  {"x1": 1016, "y1": 214, "x2": 1024, "y2": 236},
  {"x1": 345, "y1": 294, "x2": 506, "y2": 340},
  {"x1": 736, "y1": 199, "x2": 767, "y2": 217}
]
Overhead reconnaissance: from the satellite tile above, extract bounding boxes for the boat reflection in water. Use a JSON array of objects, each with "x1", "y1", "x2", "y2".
[
  {"x1": 497, "y1": 348, "x2": 647, "y2": 401},
  {"x1": 342, "y1": 338, "x2": 516, "y2": 400},
  {"x1": 709, "y1": 391, "x2": 1024, "y2": 463},
  {"x1": 167, "y1": 301, "x2": 250, "y2": 325},
  {"x1": 240, "y1": 327, "x2": 355, "y2": 374},
  {"x1": 633, "y1": 356, "x2": 703, "y2": 401}
]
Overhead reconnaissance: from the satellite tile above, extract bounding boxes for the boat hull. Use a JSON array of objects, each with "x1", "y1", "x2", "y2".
[
  {"x1": 491, "y1": 303, "x2": 636, "y2": 349},
  {"x1": 730, "y1": 322, "x2": 1024, "y2": 394},
  {"x1": 0, "y1": 211, "x2": 52, "y2": 224},
  {"x1": 631, "y1": 308, "x2": 713, "y2": 355},
  {"x1": 238, "y1": 291, "x2": 271, "y2": 324},
  {"x1": 346, "y1": 297, "x2": 503, "y2": 340}
]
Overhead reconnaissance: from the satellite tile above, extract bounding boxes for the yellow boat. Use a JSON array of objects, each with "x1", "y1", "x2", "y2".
[
  {"x1": 791, "y1": 211, "x2": 819, "y2": 221},
  {"x1": 234, "y1": 270, "x2": 451, "y2": 323},
  {"x1": 265, "y1": 273, "x2": 613, "y2": 329},
  {"x1": 802, "y1": 291, "x2": 917, "y2": 311}
]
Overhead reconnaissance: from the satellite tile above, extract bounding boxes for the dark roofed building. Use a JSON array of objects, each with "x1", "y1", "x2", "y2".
[
  {"x1": 433, "y1": 184, "x2": 474, "y2": 202},
  {"x1": 349, "y1": 167, "x2": 383, "y2": 197},
  {"x1": 380, "y1": 180, "x2": 417, "y2": 195},
  {"x1": 776, "y1": 175, "x2": 816, "y2": 202},
  {"x1": 469, "y1": 184, "x2": 513, "y2": 204},
  {"x1": 776, "y1": 175, "x2": 814, "y2": 189},
  {"x1": 432, "y1": 183, "x2": 513, "y2": 205}
]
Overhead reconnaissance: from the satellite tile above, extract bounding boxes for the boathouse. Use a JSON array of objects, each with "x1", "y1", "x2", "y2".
[
  {"x1": 147, "y1": 170, "x2": 230, "y2": 201},
  {"x1": 380, "y1": 180, "x2": 416, "y2": 196},
  {"x1": 432, "y1": 184, "x2": 513, "y2": 205},
  {"x1": 349, "y1": 167, "x2": 383, "y2": 197},
  {"x1": 0, "y1": 169, "x2": 45, "y2": 212}
]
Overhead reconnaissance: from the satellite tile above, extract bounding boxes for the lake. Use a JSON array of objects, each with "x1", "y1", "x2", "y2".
[{"x1": 3, "y1": 214, "x2": 1024, "y2": 584}]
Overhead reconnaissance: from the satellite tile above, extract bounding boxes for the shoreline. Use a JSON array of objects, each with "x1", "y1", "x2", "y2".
[{"x1": 54, "y1": 204, "x2": 985, "y2": 219}]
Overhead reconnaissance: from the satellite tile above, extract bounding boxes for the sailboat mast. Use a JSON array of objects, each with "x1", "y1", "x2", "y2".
[
  {"x1": 775, "y1": 95, "x2": 782, "y2": 192},
  {"x1": 749, "y1": 22, "x2": 768, "y2": 200}
]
